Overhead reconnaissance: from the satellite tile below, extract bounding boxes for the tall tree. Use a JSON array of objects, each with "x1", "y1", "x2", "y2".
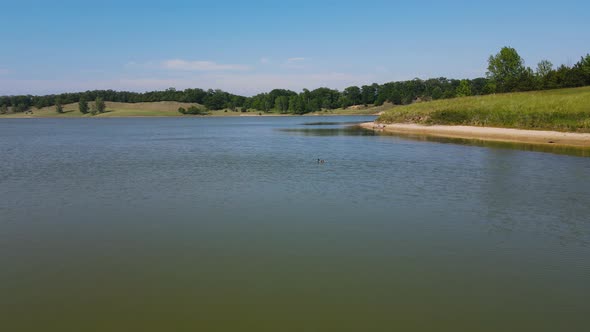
[
  {"x1": 389, "y1": 90, "x2": 402, "y2": 105},
  {"x1": 79, "y1": 96, "x2": 89, "y2": 114},
  {"x1": 275, "y1": 96, "x2": 289, "y2": 113},
  {"x1": 536, "y1": 60, "x2": 553, "y2": 78},
  {"x1": 55, "y1": 97, "x2": 64, "y2": 113},
  {"x1": 343, "y1": 86, "x2": 362, "y2": 106},
  {"x1": 96, "y1": 97, "x2": 106, "y2": 113},
  {"x1": 361, "y1": 85, "x2": 377, "y2": 105},
  {"x1": 91, "y1": 97, "x2": 105, "y2": 115},
  {"x1": 575, "y1": 54, "x2": 590, "y2": 84},
  {"x1": 14, "y1": 103, "x2": 30, "y2": 113},
  {"x1": 487, "y1": 47, "x2": 526, "y2": 92},
  {"x1": 455, "y1": 80, "x2": 472, "y2": 97},
  {"x1": 203, "y1": 89, "x2": 228, "y2": 110}
]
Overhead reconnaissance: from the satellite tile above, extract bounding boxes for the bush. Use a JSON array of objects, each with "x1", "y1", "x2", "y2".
[
  {"x1": 13, "y1": 103, "x2": 30, "y2": 113},
  {"x1": 179, "y1": 105, "x2": 208, "y2": 115},
  {"x1": 79, "y1": 98, "x2": 89, "y2": 114},
  {"x1": 90, "y1": 97, "x2": 106, "y2": 115}
]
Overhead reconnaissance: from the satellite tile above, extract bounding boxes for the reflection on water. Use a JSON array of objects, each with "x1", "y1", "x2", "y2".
[
  {"x1": 301, "y1": 121, "x2": 365, "y2": 126},
  {"x1": 279, "y1": 127, "x2": 377, "y2": 136},
  {"x1": 377, "y1": 130, "x2": 590, "y2": 158},
  {"x1": 281, "y1": 125, "x2": 590, "y2": 157}
]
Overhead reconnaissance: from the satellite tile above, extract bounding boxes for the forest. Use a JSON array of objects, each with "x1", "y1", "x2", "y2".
[{"x1": 2, "y1": 47, "x2": 589, "y2": 115}]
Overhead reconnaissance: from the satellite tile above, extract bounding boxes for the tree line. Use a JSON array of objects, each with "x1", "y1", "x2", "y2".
[{"x1": 1, "y1": 47, "x2": 589, "y2": 115}]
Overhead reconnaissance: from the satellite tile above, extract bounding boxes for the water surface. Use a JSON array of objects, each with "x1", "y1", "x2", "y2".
[{"x1": 1, "y1": 116, "x2": 589, "y2": 332}]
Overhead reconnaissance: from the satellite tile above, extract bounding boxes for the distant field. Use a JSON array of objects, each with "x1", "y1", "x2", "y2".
[
  {"x1": 309, "y1": 103, "x2": 393, "y2": 116},
  {"x1": 378, "y1": 86, "x2": 590, "y2": 132},
  {"x1": 0, "y1": 101, "x2": 205, "y2": 118},
  {"x1": 1, "y1": 101, "x2": 385, "y2": 118}
]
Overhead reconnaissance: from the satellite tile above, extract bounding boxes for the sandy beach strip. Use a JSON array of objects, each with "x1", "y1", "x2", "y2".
[{"x1": 360, "y1": 122, "x2": 590, "y2": 147}]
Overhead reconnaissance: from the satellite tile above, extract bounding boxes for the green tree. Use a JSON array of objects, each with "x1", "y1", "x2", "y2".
[
  {"x1": 275, "y1": 96, "x2": 289, "y2": 113},
  {"x1": 0, "y1": 104, "x2": 7, "y2": 114},
  {"x1": 79, "y1": 96, "x2": 89, "y2": 114},
  {"x1": 288, "y1": 95, "x2": 297, "y2": 113},
  {"x1": 361, "y1": 84, "x2": 377, "y2": 105},
  {"x1": 91, "y1": 97, "x2": 106, "y2": 115},
  {"x1": 55, "y1": 97, "x2": 64, "y2": 113},
  {"x1": 575, "y1": 54, "x2": 590, "y2": 84},
  {"x1": 96, "y1": 97, "x2": 105, "y2": 113},
  {"x1": 229, "y1": 95, "x2": 241, "y2": 112},
  {"x1": 181, "y1": 105, "x2": 208, "y2": 115},
  {"x1": 34, "y1": 99, "x2": 47, "y2": 109},
  {"x1": 431, "y1": 86, "x2": 443, "y2": 100},
  {"x1": 289, "y1": 95, "x2": 305, "y2": 114},
  {"x1": 487, "y1": 47, "x2": 526, "y2": 92},
  {"x1": 374, "y1": 94, "x2": 386, "y2": 106},
  {"x1": 455, "y1": 80, "x2": 472, "y2": 97},
  {"x1": 470, "y1": 78, "x2": 489, "y2": 95},
  {"x1": 389, "y1": 90, "x2": 402, "y2": 105},
  {"x1": 536, "y1": 60, "x2": 553, "y2": 78},
  {"x1": 517, "y1": 67, "x2": 538, "y2": 91},
  {"x1": 14, "y1": 103, "x2": 30, "y2": 113},
  {"x1": 307, "y1": 98, "x2": 321, "y2": 113},
  {"x1": 483, "y1": 81, "x2": 497, "y2": 94},
  {"x1": 343, "y1": 86, "x2": 362, "y2": 106},
  {"x1": 203, "y1": 89, "x2": 227, "y2": 110}
]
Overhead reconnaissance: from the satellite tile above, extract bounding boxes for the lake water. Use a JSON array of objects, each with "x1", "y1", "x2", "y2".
[{"x1": 1, "y1": 116, "x2": 589, "y2": 332}]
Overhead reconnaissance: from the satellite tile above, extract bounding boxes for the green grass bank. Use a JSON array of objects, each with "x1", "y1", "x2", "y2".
[{"x1": 378, "y1": 86, "x2": 590, "y2": 133}]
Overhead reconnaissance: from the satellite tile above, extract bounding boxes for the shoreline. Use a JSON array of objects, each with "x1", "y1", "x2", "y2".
[
  {"x1": 360, "y1": 122, "x2": 590, "y2": 147},
  {"x1": 0, "y1": 113, "x2": 379, "y2": 119}
]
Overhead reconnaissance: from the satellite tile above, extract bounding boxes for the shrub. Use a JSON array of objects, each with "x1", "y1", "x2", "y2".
[{"x1": 179, "y1": 105, "x2": 208, "y2": 115}]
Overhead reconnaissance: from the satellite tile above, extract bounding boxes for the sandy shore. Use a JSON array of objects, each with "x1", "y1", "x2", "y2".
[{"x1": 360, "y1": 122, "x2": 590, "y2": 147}]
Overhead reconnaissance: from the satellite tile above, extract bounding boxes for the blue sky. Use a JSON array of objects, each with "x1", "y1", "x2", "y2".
[{"x1": 1, "y1": 0, "x2": 589, "y2": 96}]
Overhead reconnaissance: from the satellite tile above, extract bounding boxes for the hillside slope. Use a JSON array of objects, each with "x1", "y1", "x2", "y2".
[
  {"x1": 378, "y1": 86, "x2": 590, "y2": 132},
  {"x1": 1, "y1": 101, "x2": 204, "y2": 118},
  {"x1": 1, "y1": 101, "x2": 386, "y2": 118}
]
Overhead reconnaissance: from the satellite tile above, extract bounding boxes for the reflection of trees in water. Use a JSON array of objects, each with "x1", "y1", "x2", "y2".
[
  {"x1": 374, "y1": 132, "x2": 590, "y2": 157},
  {"x1": 301, "y1": 121, "x2": 366, "y2": 126},
  {"x1": 279, "y1": 127, "x2": 378, "y2": 136}
]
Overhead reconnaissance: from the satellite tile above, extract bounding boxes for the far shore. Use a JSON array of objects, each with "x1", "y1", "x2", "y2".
[
  {"x1": 360, "y1": 122, "x2": 590, "y2": 147},
  {"x1": 0, "y1": 112, "x2": 379, "y2": 119},
  {"x1": 0, "y1": 101, "x2": 384, "y2": 118}
]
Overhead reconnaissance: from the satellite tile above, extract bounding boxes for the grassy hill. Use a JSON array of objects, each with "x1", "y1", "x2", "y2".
[
  {"x1": 1, "y1": 101, "x2": 206, "y2": 118},
  {"x1": 1, "y1": 101, "x2": 385, "y2": 118},
  {"x1": 308, "y1": 103, "x2": 393, "y2": 116},
  {"x1": 378, "y1": 86, "x2": 590, "y2": 132}
]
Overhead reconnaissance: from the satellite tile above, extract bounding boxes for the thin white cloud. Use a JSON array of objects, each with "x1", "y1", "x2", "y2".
[
  {"x1": 259, "y1": 57, "x2": 270, "y2": 64},
  {"x1": 112, "y1": 72, "x2": 377, "y2": 95},
  {"x1": 283, "y1": 57, "x2": 308, "y2": 69},
  {"x1": 0, "y1": 68, "x2": 10, "y2": 75},
  {"x1": 125, "y1": 61, "x2": 157, "y2": 69},
  {"x1": 287, "y1": 57, "x2": 305, "y2": 62},
  {"x1": 162, "y1": 59, "x2": 250, "y2": 71}
]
